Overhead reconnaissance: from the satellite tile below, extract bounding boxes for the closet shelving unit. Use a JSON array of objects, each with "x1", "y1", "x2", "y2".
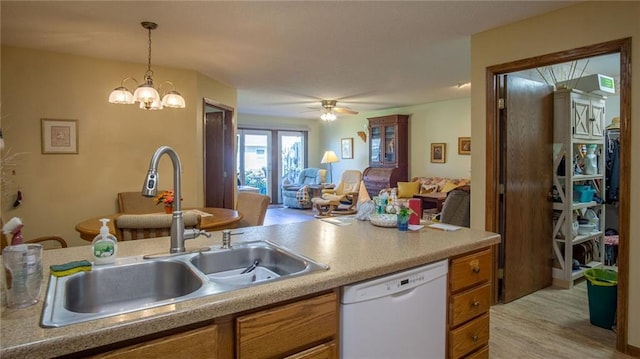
[{"x1": 552, "y1": 88, "x2": 606, "y2": 288}]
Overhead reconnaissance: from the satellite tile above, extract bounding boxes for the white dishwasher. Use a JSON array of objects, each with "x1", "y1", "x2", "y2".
[{"x1": 341, "y1": 259, "x2": 448, "y2": 359}]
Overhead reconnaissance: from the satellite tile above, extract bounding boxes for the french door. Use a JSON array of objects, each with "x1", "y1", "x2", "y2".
[
  {"x1": 237, "y1": 130, "x2": 272, "y2": 198},
  {"x1": 237, "y1": 129, "x2": 306, "y2": 203}
]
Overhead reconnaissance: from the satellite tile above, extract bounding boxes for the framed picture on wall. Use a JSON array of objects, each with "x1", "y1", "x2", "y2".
[
  {"x1": 430, "y1": 143, "x2": 445, "y2": 163},
  {"x1": 41, "y1": 119, "x2": 78, "y2": 154},
  {"x1": 458, "y1": 137, "x2": 471, "y2": 155},
  {"x1": 341, "y1": 137, "x2": 353, "y2": 159}
]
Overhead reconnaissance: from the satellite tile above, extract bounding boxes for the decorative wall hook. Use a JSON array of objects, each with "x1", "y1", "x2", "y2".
[{"x1": 357, "y1": 131, "x2": 367, "y2": 143}]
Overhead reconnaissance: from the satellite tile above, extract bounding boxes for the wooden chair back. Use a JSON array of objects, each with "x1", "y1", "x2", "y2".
[
  {"x1": 117, "y1": 191, "x2": 168, "y2": 214},
  {"x1": 0, "y1": 219, "x2": 68, "y2": 251},
  {"x1": 115, "y1": 213, "x2": 199, "y2": 241},
  {"x1": 236, "y1": 192, "x2": 270, "y2": 227}
]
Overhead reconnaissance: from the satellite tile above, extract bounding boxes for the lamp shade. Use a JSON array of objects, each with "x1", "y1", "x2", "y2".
[{"x1": 321, "y1": 150, "x2": 339, "y2": 164}]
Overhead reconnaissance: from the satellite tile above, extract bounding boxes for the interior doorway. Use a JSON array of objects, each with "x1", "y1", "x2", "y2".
[
  {"x1": 485, "y1": 38, "x2": 631, "y2": 352},
  {"x1": 203, "y1": 99, "x2": 235, "y2": 209}
]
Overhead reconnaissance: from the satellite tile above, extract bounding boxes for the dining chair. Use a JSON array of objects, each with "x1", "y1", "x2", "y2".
[
  {"x1": 236, "y1": 192, "x2": 270, "y2": 227},
  {"x1": 439, "y1": 186, "x2": 471, "y2": 227},
  {"x1": 0, "y1": 219, "x2": 68, "y2": 251},
  {"x1": 117, "y1": 191, "x2": 168, "y2": 214},
  {"x1": 115, "y1": 212, "x2": 200, "y2": 241}
]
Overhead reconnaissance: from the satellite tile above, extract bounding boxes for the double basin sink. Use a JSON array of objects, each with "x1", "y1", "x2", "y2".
[{"x1": 41, "y1": 240, "x2": 328, "y2": 327}]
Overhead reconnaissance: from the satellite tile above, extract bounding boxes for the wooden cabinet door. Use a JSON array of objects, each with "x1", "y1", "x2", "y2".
[
  {"x1": 236, "y1": 292, "x2": 338, "y2": 359},
  {"x1": 590, "y1": 98, "x2": 606, "y2": 139},
  {"x1": 573, "y1": 95, "x2": 592, "y2": 140},
  {"x1": 90, "y1": 325, "x2": 218, "y2": 359},
  {"x1": 369, "y1": 124, "x2": 383, "y2": 165},
  {"x1": 383, "y1": 124, "x2": 398, "y2": 165}
]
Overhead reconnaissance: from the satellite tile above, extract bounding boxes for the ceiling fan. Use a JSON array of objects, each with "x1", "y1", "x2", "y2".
[{"x1": 314, "y1": 100, "x2": 359, "y2": 121}]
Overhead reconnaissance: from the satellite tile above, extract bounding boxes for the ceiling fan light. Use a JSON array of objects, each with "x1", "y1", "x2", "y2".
[
  {"x1": 108, "y1": 86, "x2": 135, "y2": 104},
  {"x1": 321, "y1": 112, "x2": 336, "y2": 121},
  {"x1": 161, "y1": 91, "x2": 186, "y2": 108}
]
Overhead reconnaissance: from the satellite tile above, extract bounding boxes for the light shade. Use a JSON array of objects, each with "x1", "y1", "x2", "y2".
[
  {"x1": 108, "y1": 22, "x2": 185, "y2": 111},
  {"x1": 108, "y1": 86, "x2": 135, "y2": 104},
  {"x1": 321, "y1": 150, "x2": 339, "y2": 164}
]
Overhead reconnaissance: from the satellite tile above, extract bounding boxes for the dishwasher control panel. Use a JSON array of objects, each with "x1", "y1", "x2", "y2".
[{"x1": 341, "y1": 259, "x2": 448, "y2": 304}]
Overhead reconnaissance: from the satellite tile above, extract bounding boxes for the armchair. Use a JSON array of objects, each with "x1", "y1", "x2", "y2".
[
  {"x1": 311, "y1": 170, "x2": 362, "y2": 217},
  {"x1": 281, "y1": 168, "x2": 327, "y2": 209}
]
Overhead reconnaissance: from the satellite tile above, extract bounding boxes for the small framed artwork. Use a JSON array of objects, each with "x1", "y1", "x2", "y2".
[
  {"x1": 341, "y1": 137, "x2": 353, "y2": 159},
  {"x1": 458, "y1": 137, "x2": 471, "y2": 155},
  {"x1": 41, "y1": 119, "x2": 78, "y2": 154},
  {"x1": 430, "y1": 143, "x2": 446, "y2": 163}
]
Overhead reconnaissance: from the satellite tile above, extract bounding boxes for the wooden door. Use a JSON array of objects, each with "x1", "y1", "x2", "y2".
[
  {"x1": 499, "y1": 75, "x2": 554, "y2": 303},
  {"x1": 204, "y1": 102, "x2": 235, "y2": 209}
]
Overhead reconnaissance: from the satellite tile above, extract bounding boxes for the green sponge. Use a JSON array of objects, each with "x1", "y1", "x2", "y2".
[{"x1": 50, "y1": 260, "x2": 92, "y2": 277}]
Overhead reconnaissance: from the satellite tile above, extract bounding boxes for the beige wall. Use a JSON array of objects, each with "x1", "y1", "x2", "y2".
[
  {"x1": 470, "y1": 1, "x2": 639, "y2": 348},
  {"x1": 237, "y1": 113, "x2": 323, "y2": 167},
  {"x1": 1, "y1": 46, "x2": 236, "y2": 247},
  {"x1": 318, "y1": 97, "x2": 472, "y2": 182}
]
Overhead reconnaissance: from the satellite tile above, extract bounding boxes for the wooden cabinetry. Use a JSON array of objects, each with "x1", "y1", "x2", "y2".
[
  {"x1": 89, "y1": 324, "x2": 220, "y2": 359},
  {"x1": 552, "y1": 89, "x2": 606, "y2": 288},
  {"x1": 448, "y1": 248, "x2": 492, "y2": 359},
  {"x1": 236, "y1": 291, "x2": 339, "y2": 358},
  {"x1": 363, "y1": 114, "x2": 409, "y2": 197},
  {"x1": 90, "y1": 292, "x2": 338, "y2": 359}
]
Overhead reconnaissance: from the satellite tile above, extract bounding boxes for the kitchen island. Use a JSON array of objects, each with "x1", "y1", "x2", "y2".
[{"x1": 0, "y1": 219, "x2": 499, "y2": 358}]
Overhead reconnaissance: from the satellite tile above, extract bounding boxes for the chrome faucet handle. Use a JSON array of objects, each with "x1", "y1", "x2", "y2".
[
  {"x1": 184, "y1": 228, "x2": 212, "y2": 240},
  {"x1": 221, "y1": 230, "x2": 244, "y2": 249}
]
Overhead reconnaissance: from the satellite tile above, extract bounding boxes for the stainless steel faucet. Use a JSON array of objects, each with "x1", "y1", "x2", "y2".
[{"x1": 142, "y1": 146, "x2": 209, "y2": 253}]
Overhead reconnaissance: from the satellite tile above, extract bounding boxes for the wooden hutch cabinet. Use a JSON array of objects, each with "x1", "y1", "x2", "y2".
[{"x1": 363, "y1": 114, "x2": 409, "y2": 197}]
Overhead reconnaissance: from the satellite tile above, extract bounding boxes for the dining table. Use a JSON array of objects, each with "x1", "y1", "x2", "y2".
[{"x1": 75, "y1": 207, "x2": 242, "y2": 241}]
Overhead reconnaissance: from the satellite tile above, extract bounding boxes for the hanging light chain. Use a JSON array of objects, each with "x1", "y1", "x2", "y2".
[{"x1": 142, "y1": 21, "x2": 158, "y2": 80}]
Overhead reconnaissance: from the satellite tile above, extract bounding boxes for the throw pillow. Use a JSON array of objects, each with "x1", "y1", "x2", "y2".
[
  {"x1": 397, "y1": 181, "x2": 420, "y2": 198},
  {"x1": 440, "y1": 181, "x2": 459, "y2": 193},
  {"x1": 420, "y1": 184, "x2": 438, "y2": 194}
]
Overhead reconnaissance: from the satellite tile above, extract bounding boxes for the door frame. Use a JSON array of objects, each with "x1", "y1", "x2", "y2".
[
  {"x1": 485, "y1": 38, "x2": 631, "y2": 352},
  {"x1": 203, "y1": 98, "x2": 235, "y2": 209}
]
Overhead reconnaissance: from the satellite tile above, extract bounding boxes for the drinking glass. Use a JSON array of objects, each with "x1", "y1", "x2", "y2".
[{"x1": 2, "y1": 244, "x2": 43, "y2": 308}]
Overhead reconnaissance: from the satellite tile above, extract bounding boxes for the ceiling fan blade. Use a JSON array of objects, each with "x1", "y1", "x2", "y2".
[{"x1": 334, "y1": 107, "x2": 359, "y2": 115}]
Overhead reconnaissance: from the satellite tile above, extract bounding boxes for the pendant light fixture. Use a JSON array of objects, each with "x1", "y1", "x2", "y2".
[{"x1": 108, "y1": 21, "x2": 185, "y2": 110}]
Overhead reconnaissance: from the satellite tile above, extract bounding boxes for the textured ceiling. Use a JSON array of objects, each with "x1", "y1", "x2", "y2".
[{"x1": 1, "y1": 1, "x2": 581, "y2": 119}]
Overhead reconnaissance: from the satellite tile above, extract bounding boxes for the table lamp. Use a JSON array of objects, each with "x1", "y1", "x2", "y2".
[{"x1": 321, "y1": 150, "x2": 339, "y2": 183}]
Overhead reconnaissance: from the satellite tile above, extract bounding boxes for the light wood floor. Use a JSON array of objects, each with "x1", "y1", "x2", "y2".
[
  {"x1": 263, "y1": 205, "x2": 316, "y2": 226},
  {"x1": 490, "y1": 280, "x2": 630, "y2": 358},
  {"x1": 265, "y1": 207, "x2": 632, "y2": 358}
]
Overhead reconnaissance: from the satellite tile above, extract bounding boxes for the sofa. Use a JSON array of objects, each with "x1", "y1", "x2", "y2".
[
  {"x1": 379, "y1": 177, "x2": 470, "y2": 200},
  {"x1": 282, "y1": 168, "x2": 327, "y2": 209}
]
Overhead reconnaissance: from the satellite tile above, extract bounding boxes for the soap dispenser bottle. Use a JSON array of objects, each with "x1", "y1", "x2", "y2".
[{"x1": 92, "y1": 218, "x2": 117, "y2": 265}]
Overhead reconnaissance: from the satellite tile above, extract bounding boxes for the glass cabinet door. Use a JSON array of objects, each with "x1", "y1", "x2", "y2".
[
  {"x1": 384, "y1": 125, "x2": 397, "y2": 164},
  {"x1": 370, "y1": 126, "x2": 382, "y2": 164}
]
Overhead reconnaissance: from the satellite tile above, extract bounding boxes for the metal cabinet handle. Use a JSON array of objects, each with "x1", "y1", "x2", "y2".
[
  {"x1": 472, "y1": 266, "x2": 481, "y2": 273},
  {"x1": 472, "y1": 335, "x2": 479, "y2": 342},
  {"x1": 471, "y1": 300, "x2": 481, "y2": 307}
]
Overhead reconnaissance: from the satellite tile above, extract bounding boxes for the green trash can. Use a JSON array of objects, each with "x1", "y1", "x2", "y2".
[{"x1": 584, "y1": 268, "x2": 618, "y2": 330}]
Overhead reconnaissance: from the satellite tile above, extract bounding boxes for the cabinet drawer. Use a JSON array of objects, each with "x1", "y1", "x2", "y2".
[
  {"x1": 90, "y1": 325, "x2": 218, "y2": 359},
  {"x1": 450, "y1": 283, "x2": 490, "y2": 327},
  {"x1": 237, "y1": 292, "x2": 338, "y2": 359},
  {"x1": 464, "y1": 346, "x2": 489, "y2": 359},
  {"x1": 285, "y1": 342, "x2": 337, "y2": 359},
  {"x1": 450, "y1": 249, "x2": 491, "y2": 292},
  {"x1": 449, "y1": 313, "x2": 489, "y2": 359}
]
